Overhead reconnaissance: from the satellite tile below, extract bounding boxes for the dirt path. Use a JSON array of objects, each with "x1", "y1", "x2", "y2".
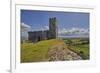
[{"x1": 47, "y1": 43, "x2": 82, "y2": 61}]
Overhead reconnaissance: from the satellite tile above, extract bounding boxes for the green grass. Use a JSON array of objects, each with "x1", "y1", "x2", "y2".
[
  {"x1": 21, "y1": 38, "x2": 89, "y2": 63},
  {"x1": 63, "y1": 38, "x2": 89, "y2": 59},
  {"x1": 21, "y1": 39, "x2": 65, "y2": 63},
  {"x1": 71, "y1": 44, "x2": 89, "y2": 59}
]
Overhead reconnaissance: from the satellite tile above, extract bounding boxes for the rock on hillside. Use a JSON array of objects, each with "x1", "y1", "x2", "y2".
[{"x1": 47, "y1": 43, "x2": 82, "y2": 61}]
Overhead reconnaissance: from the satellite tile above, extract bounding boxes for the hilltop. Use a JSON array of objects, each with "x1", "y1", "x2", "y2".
[{"x1": 21, "y1": 39, "x2": 82, "y2": 63}]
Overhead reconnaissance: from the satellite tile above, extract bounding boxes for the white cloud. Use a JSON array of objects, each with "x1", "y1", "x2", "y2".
[
  {"x1": 44, "y1": 25, "x2": 49, "y2": 30},
  {"x1": 58, "y1": 28, "x2": 68, "y2": 34},
  {"x1": 41, "y1": 25, "x2": 49, "y2": 30},
  {"x1": 58, "y1": 27, "x2": 89, "y2": 35}
]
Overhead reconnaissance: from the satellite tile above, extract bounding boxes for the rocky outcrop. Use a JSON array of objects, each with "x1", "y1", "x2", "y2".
[{"x1": 47, "y1": 44, "x2": 82, "y2": 61}]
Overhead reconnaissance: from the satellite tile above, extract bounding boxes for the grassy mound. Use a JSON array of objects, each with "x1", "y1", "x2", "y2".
[{"x1": 21, "y1": 38, "x2": 89, "y2": 63}]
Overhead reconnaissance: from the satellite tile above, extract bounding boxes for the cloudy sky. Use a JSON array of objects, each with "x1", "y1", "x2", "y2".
[{"x1": 21, "y1": 10, "x2": 89, "y2": 38}]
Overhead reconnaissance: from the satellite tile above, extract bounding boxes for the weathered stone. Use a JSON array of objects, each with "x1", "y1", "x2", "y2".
[
  {"x1": 28, "y1": 17, "x2": 58, "y2": 42},
  {"x1": 47, "y1": 44, "x2": 82, "y2": 61}
]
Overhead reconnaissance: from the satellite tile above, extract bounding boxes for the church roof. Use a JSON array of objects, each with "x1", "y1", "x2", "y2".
[{"x1": 21, "y1": 23, "x2": 31, "y2": 29}]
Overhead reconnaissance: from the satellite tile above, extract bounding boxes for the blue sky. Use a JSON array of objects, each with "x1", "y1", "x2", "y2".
[{"x1": 21, "y1": 10, "x2": 89, "y2": 37}]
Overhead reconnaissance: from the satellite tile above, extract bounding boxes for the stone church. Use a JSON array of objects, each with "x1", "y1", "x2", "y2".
[{"x1": 28, "y1": 17, "x2": 58, "y2": 42}]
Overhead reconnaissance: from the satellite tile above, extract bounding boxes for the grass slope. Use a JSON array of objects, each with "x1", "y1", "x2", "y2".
[
  {"x1": 71, "y1": 44, "x2": 89, "y2": 59},
  {"x1": 21, "y1": 38, "x2": 89, "y2": 63},
  {"x1": 63, "y1": 38, "x2": 89, "y2": 59},
  {"x1": 21, "y1": 39, "x2": 65, "y2": 63}
]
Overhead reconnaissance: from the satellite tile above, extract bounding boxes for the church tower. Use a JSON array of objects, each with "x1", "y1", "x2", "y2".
[{"x1": 49, "y1": 17, "x2": 58, "y2": 39}]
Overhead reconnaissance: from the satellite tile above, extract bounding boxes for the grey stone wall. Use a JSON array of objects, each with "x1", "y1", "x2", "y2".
[
  {"x1": 28, "y1": 17, "x2": 58, "y2": 42},
  {"x1": 49, "y1": 17, "x2": 58, "y2": 39}
]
